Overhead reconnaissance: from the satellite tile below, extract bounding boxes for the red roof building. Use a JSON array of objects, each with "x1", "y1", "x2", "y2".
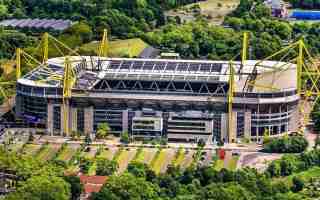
[{"x1": 79, "y1": 175, "x2": 108, "y2": 200}]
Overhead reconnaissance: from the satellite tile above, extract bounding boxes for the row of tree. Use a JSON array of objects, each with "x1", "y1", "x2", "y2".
[
  {"x1": 92, "y1": 156, "x2": 319, "y2": 200},
  {"x1": 263, "y1": 135, "x2": 308, "y2": 153},
  {"x1": 267, "y1": 148, "x2": 320, "y2": 177}
]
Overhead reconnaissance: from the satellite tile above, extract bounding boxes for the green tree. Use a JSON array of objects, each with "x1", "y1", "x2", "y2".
[
  {"x1": 63, "y1": 176, "x2": 83, "y2": 200},
  {"x1": 96, "y1": 123, "x2": 111, "y2": 139},
  {"x1": 121, "y1": 131, "x2": 130, "y2": 143},
  {"x1": 6, "y1": 175, "x2": 71, "y2": 200},
  {"x1": 92, "y1": 173, "x2": 160, "y2": 200},
  {"x1": 96, "y1": 158, "x2": 118, "y2": 176},
  {"x1": 291, "y1": 176, "x2": 304, "y2": 192}
]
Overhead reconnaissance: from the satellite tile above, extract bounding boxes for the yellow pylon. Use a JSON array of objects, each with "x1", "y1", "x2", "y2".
[
  {"x1": 42, "y1": 32, "x2": 49, "y2": 64},
  {"x1": 98, "y1": 29, "x2": 108, "y2": 57},
  {"x1": 228, "y1": 61, "x2": 235, "y2": 143},
  {"x1": 16, "y1": 48, "x2": 21, "y2": 80}
]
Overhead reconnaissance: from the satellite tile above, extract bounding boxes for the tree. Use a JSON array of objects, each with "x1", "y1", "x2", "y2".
[
  {"x1": 202, "y1": 182, "x2": 255, "y2": 200},
  {"x1": 0, "y1": 4, "x2": 8, "y2": 20},
  {"x1": 84, "y1": 134, "x2": 92, "y2": 147},
  {"x1": 96, "y1": 123, "x2": 111, "y2": 139},
  {"x1": 315, "y1": 135, "x2": 320, "y2": 149},
  {"x1": 96, "y1": 158, "x2": 118, "y2": 176},
  {"x1": 263, "y1": 136, "x2": 308, "y2": 153},
  {"x1": 6, "y1": 175, "x2": 71, "y2": 200},
  {"x1": 120, "y1": 131, "x2": 130, "y2": 143},
  {"x1": 291, "y1": 176, "x2": 304, "y2": 192},
  {"x1": 63, "y1": 176, "x2": 83, "y2": 200},
  {"x1": 127, "y1": 162, "x2": 154, "y2": 178},
  {"x1": 64, "y1": 21, "x2": 93, "y2": 43},
  {"x1": 91, "y1": 173, "x2": 160, "y2": 200}
]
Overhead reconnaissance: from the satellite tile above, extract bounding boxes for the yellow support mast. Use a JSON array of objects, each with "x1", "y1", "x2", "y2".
[
  {"x1": 42, "y1": 32, "x2": 49, "y2": 64},
  {"x1": 228, "y1": 61, "x2": 235, "y2": 143},
  {"x1": 98, "y1": 29, "x2": 108, "y2": 57},
  {"x1": 16, "y1": 48, "x2": 21, "y2": 80},
  {"x1": 297, "y1": 39, "x2": 303, "y2": 96},
  {"x1": 242, "y1": 32, "x2": 249, "y2": 66},
  {"x1": 62, "y1": 57, "x2": 75, "y2": 136}
]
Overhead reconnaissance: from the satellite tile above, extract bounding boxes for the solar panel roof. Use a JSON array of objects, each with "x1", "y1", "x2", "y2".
[{"x1": 0, "y1": 19, "x2": 73, "y2": 30}]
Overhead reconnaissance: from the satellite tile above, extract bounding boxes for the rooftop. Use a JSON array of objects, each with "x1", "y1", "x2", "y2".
[
  {"x1": 0, "y1": 18, "x2": 73, "y2": 31},
  {"x1": 18, "y1": 56, "x2": 297, "y2": 93}
]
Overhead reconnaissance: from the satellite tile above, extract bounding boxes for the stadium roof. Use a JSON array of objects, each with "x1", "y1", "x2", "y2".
[
  {"x1": 18, "y1": 57, "x2": 297, "y2": 93},
  {"x1": 0, "y1": 19, "x2": 73, "y2": 31}
]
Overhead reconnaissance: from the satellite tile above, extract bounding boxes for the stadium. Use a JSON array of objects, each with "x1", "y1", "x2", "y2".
[{"x1": 15, "y1": 55, "x2": 299, "y2": 143}]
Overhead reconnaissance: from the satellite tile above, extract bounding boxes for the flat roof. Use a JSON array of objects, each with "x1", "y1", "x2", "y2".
[{"x1": 18, "y1": 56, "x2": 297, "y2": 93}]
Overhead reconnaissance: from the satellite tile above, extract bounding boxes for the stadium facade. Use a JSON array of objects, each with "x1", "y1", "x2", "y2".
[{"x1": 16, "y1": 57, "x2": 299, "y2": 143}]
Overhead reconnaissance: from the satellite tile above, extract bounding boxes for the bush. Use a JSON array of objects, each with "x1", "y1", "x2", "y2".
[
  {"x1": 291, "y1": 176, "x2": 304, "y2": 192},
  {"x1": 263, "y1": 136, "x2": 308, "y2": 153},
  {"x1": 120, "y1": 131, "x2": 130, "y2": 144},
  {"x1": 96, "y1": 158, "x2": 118, "y2": 176}
]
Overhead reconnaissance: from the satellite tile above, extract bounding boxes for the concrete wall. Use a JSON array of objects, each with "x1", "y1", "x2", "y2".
[
  {"x1": 84, "y1": 106, "x2": 94, "y2": 135},
  {"x1": 47, "y1": 102, "x2": 54, "y2": 135},
  {"x1": 244, "y1": 111, "x2": 251, "y2": 139}
]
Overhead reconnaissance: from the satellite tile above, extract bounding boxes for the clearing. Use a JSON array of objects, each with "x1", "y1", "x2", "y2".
[
  {"x1": 36, "y1": 144, "x2": 61, "y2": 161},
  {"x1": 80, "y1": 38, "x2": 148, "y2": 57},
  {"x1": 116, "y1": 148, "x2": 137, "y2": 174},
  {"x1": 152, "y1": 149, "x2": 176, "y2": 174},
  {"x1": 21, "y1": 144, "x2": 41, "y2": 156},
  {"x1": 56, "y1": 144, "x2": 79, "y2": 162},
  {"x1": 166, "y1": 0, "x2": 239, "y2": 25}
]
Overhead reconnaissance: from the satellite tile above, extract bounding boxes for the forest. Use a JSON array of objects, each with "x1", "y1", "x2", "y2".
[
  {"x1": 2, "y1": 145, "x2": 320, "y2": 200},
  {"x1": 1, "y1": 0, "x2": 320, "y2": 61}
]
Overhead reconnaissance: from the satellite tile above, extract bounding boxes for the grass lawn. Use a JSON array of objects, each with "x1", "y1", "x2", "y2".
[
  {"x1": 21, "y1": 144, "x2": 42, "y2": 156},
  {"x1": 152, "y1": 149, "x2": 175, "y2": 174},
  {"x1": 116, "y1": 148, "x2": 137, "y2": 174},
  {"x1": 132, "y1": 148, "x2": 144, "y2": 163},
  {"x1": 97, "y1": 147, "x2": 118, "y2": 160},
  {"x1": 80, "y1": 38, "x2": 148, "y2": 57},
  {"x1": 36, "y1": 144, "x2": 61, "y2": 161},
  {"x1": 213, "y1": 159, "x2": 225, "y2": 171},
  {"x1": 9, "y1": 143, "x2": 24, "y2": 153},
  {"x1": 174, "y1": 0, "x2": 239, "y2": 25},
  {"x1": 180, "y1": 150, "x2": 195, "y2": 169},
  {"x1": 56, "y1": 146, "x2": 78, "y2": 162},
  {"x1": 173, "y1": 149, "x2": 185, "y2": 167},
  {"x1": 142, "y1": 148, "x2": 157, "y2": 165},
  {"x1": 285, "y1": 167, "x2": 320, "y2": 185},
  {"x1": 81, "y1": 146, "x2": 98, "y2": 159},
  {"x1": 227, "y1": 156, "x2": 239, "y2": 171},
  {"x1": 0, "y1": 59, "x2": 15, "y2": 75},
  {"x1": 88, "y1": 162, "x2": 97, "y2": 176}
]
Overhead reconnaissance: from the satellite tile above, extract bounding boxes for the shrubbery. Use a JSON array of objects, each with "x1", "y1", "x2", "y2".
[
  {"x1": 267, "y1": 149, "x2": 320, "y2": 177},
  {"x1": 263, "y1": 136, "x2": 308, "y2": 153}
]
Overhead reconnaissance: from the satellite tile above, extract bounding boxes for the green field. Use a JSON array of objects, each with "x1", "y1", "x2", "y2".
[
  {"x1": 132, "y1": 148, "x2": 144, "y2": 163},
  {"x1": 286, "y1": 167, "x2": 320, "y2": 185},
  {"x1": 81, "y1": 146, "x2": 98, "y2": 159},
  {"x1": 80, "y1": 38, "x2": 148, "y2": 57},
  {"x1": 56, "y1": 145, "x2": 79, "y2": 162},
  {"x1": 213, "y1": 159, "x2": 225, "y2": 171},
  {"x1": 164, "y1": 0, "x2": 239, "y2": 25},
  {"x1": 21, "y1": 144, "x2": 41, "y2": 156},
  {"x1": 173, "y1": 149, "x2": 185, "y2": 167},
  {"x1": 36, "y1": 144, "x2": 61, "y2": 161},
  {"x1": 116, "y1": 149, "x2": 137, "y2": 173},
  {"x1": 228, "y1": 156, "x2": 239, "y2": 171},
  {"x1": 151, "y1": 149, "x2": 175, "y2": 174}
]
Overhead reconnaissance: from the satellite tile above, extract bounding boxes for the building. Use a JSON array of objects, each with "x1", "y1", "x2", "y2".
[
  {"x1": 0, "y1": 19, "x2": 73, "y2": 31},
  {"x1": 16, "y1": 56, "x2": 300, "y2": 143},
  {"x1": 79, "y1": 175, "x2": 108, "y2": 200},
  {"x1": 264, "y1": 0, "x2": 289, "y2": 18}
]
